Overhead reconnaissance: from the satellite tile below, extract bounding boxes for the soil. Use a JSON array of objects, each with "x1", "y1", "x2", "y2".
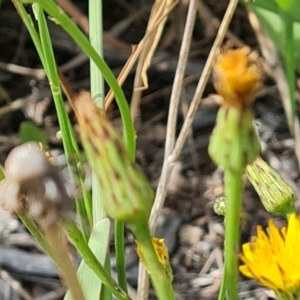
[{"x1": 0, "y1": 1, "x2": 298, "y2": 300}]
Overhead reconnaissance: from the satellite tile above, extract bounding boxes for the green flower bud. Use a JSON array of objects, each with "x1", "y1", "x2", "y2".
[
  {"x1": 246, "y1": 156, "x2": 296, "y2": 218},
  {"x1": 209, "y1": 106, "x2": 260, "y2": 172},
  {"x1": 71, "y1": 91, "x2": 154, "y2": 226}
]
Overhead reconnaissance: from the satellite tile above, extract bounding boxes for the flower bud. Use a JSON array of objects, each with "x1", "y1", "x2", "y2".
[
  {"x1": 209, "y1": 106, "x2": 260, "y2": 172},
  {"x1": 246, "y1": 156, "x2": 296, "y2": 217},
  {"x1": 71, "y1": 91, "x2": 154, "y2": 226}
]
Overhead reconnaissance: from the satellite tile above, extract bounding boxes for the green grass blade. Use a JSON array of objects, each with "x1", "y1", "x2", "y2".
[
  {"x1": 89, "y1": 0, "x2": 116, "y2": 298},
  {"x1": 64, "y1": 219, "x2": 111, "y2": 300},
  {"x1": 38, "y1": 0, "x2": 135, "y2": 158},
  {"x1": 89, "y1": 0, "x2": 104, "y2": 108}
]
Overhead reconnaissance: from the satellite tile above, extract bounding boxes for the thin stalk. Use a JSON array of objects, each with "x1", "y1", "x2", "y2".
[
  {"x1": 89, "y1": 0, "x2": 128, "y2": 293},
  {"x1": 89, "y1": 0, "x2": 104, "y2": 108},
  {"x1": 18, "y1": 211, "x2": 51, "y2": 254},
  {"x1": 89, "y1": 0, "x2": 118, "y2": 297},
  {"x1": 223, "y1": 170, "x2": 243, "y2": 300},
  {"x1": 138, "y1": 1, "x2": 197, "y2": 298},
  {"x1": 64, "y1": 222, "x2": 131, "y2": 300},
  {"x1": 133, "y1": 225, "x2": 175, "y2": 300}
]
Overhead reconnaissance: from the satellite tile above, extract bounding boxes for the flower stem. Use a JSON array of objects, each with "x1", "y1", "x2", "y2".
[{"x1": 223, "y1": 169, "x2": 243, "y2": 300}]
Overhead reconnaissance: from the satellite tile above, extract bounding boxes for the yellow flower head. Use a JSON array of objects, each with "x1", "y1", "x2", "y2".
[
  {"x1": 213, "y1": 48, "x2": 263, "y2": 109},
  {"x1": 240, "y1": 214, "x2": 300, "y2": 297}
]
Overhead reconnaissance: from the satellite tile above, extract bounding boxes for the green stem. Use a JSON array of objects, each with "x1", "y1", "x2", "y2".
[
  {"x1": 89, "y1": 0, "x2": 104, "y2": 109},
  {"x1": 89, "y1": 0, "x2": 117, "y2": 297},
  {"x1": 223, "y1": 170, "x2": 243, "y2": 300},
  {"x1": 18, "y1": 211, "x2": 51, "y2": 254},
  {"x1": 64, "y1": 222, "x2": 131, "y2": 300},
  {"x1": 89, "y1": 0, "x2": 127, "y2": 292},
  {"x1": 132, "y1": 224, "x2": 175, "y2": 300}
]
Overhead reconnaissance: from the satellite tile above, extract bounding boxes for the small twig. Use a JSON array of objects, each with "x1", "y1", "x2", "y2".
[
  {"x1": 137, "y1": 263, "x2": 150, "y2": 300},
  {"x1": 161, "y1": 0, "x2": 197, "y2": 161},
  {"x1": 1, "y1": 270, "x2": 34, "y2": 300},
  {"x1": 131, "y1": 0, "x2": 178, "y2": 122},
  {"x1": 0, "y1": 61, "x2": 45, "y2": 78},
  {"x1": 105, "y1": 0, "x2": 179, "y2": 109},
  {"x1": 150, "y1": 0, "x2": 240, "y2": 232},
  {"x1": 137, "y1": 0, "x2": 197, "y2": 298}
]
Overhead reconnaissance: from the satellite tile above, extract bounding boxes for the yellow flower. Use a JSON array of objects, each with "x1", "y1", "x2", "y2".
[
  {"x1": 240, "y1": 214, "x2": 300, "y2": 298},
  {"x1": 213, "y1": 48, "x2": 262, "y2": 109}
]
